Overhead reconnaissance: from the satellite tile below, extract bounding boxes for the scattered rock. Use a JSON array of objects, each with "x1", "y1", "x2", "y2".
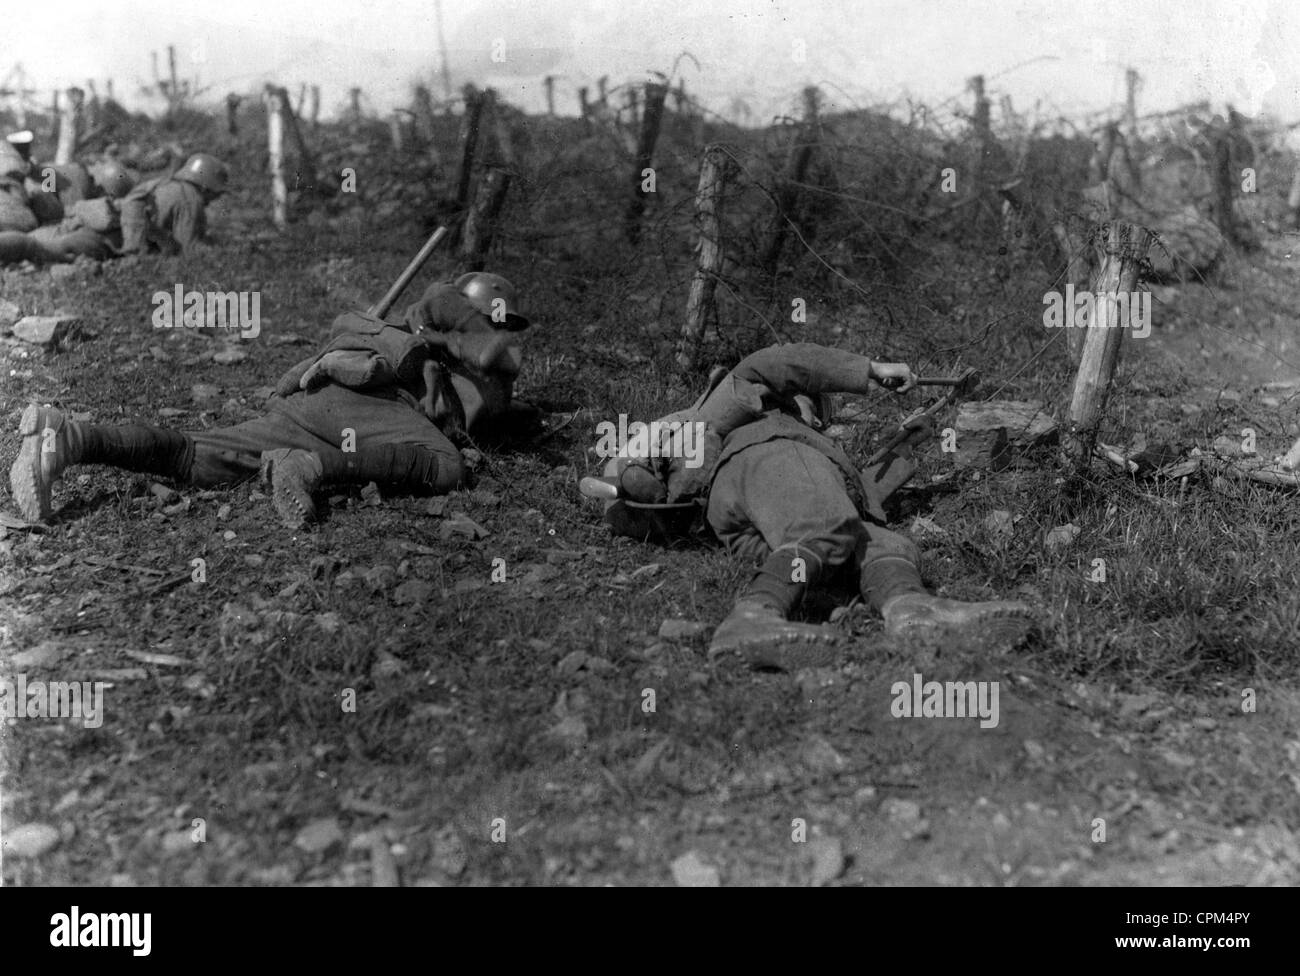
[
  {"x1": 670, "y1": 850, "x2": 721, "y2": 887},
  {"x1": 430, "y1": 826, "x2": 467, "y2": 878},
  {"x1": 213, "y1": 347, "x2": 248, "y2": 366},
  {"x1": 293, "y1": 817, "x2": 344, "y2": 854},
  {"x1": 149, "y1": 482, "x2": 179, "y2": 505},
  {"x1": 798, "y1": 735, "x2": 848, "y2": 775},
  {"x1": 191, "y1": 383, "x2": 222, "y2": 405},
  {"x1": 984, "y1": 510, "x2": 1016, "y2": 538},
  {"x1": 1044, "y1": 523, "x2": 1080, "y2": 553},
  {"x1": 160, "y1": 830, "x2": 196, "y2": 856},
  {"x1": 0, "y1": 298, "x2": 21, "y2": 329},
  {"x1": 10, "y1": 640, "x2": 69, "y2": 669},
  {"x1": 658, "y1": 619, "x2": 709, "y2": 641},
  {"x1": 548, "y1": 714, "x2": 589, "y2": 749},
  {"x1": 909, "y1": 515, "x2": 947, "y2": 537},
  {"x1": 438, "y1": 513, "x2": 488, "y2": 541},
  {"x1": 393, "y1": 577, "x2": 433, "y2": 605},
  {"x1": 954, "y1": 400, "x2": 1057, "y2": 469},
  {"x1": 3, "y1": 822, "x2": 60, "y2": 858},
  {"x1": 13, "y1": 315, "x2": 79, "y2": 348},
  {"x1": 807, "y1": 836, "x2": 846, "y2": 886},
  {"x1": 370, "y1": 651, "x2": 405, "y2": 681},
  {"x1": 216, "y1": 503, "x2": 232, "y2": 521},
  {"x1": 881, "y1": 798, "x2": 923, "y2": 825}
]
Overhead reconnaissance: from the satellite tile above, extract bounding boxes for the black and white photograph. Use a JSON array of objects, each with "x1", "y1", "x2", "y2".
[{"x1": 0, "y1": 0, "x2": 1297, "y2": 913}]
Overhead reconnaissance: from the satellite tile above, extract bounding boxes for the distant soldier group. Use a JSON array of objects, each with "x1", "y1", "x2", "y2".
[{"x1": 0, "y1": 129, "x2": 229, "y2": 265}]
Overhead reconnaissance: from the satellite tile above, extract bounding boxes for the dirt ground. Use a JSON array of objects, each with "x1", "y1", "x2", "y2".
[{"x1": 2, "y1": 187, "x2": 1299, "y2": 886}]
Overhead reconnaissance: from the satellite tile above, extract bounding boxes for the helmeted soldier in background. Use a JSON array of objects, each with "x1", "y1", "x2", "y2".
[
  {"x1": 590, "y1": 343, "x2": 1037, "y2": 670},
  {"x1": 11, "y1": 272, "x2": 533, "y2": 531},
  {"x1": 120, "y1": 152, "x2": 228, "y2": 255}
]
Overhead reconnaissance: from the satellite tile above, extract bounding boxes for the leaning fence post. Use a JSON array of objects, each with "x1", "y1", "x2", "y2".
[
  {"x1": 1065, "y1": 220, "x2": 1153, "y2": 473},
  {"x1": 676, "y1": 144, "x2": 731, "y2": 371},
  {"x1": 460, "y1": 166, "x2": 511, "y2": 272}
]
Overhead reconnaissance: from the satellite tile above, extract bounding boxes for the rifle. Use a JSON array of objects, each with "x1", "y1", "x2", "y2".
[
  {"x1": 367, "y1": 225, "x2": 449, "y2": 318},
  {"x1": 866, "y1": 367, "x2": 980, "y2": 466}
]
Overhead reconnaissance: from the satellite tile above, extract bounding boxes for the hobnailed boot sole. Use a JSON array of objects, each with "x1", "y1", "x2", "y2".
[
  {"x1": 10, "y1": 404, "x2": 62, "y2": 522},
  {"x1": 884, "y1": 595, "x2": 1037, "y2": 651},
  {"x1": 260, "y1": 449, "x2": 320, "y2": 530},
  {"x1": 709, "y1": 604, "x2": 842, "y2": 671}
]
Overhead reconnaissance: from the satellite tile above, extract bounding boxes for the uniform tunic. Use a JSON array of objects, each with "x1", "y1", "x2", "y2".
[{"x1": 185, "y1": 283, "x2": 521, "y2": 487}]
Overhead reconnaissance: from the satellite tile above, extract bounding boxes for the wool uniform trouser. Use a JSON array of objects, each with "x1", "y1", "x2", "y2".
[
  {"x1": 76, "y1": 385, "x2": 464, "y2": 494},
  {"x1": 705, "y1": 438, "x2": 926, "y2": 615},
  {"x1": 187, "y1": 385, "x2": 463, "y2": 491}
]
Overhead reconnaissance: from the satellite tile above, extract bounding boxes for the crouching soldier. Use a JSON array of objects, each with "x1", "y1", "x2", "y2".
[
  {"x1": 27, "y1": 161, "x2": 139, "y2": 261},
  {"x1": 10, "y1": 272, "x2": 532, "y2": 530},
  {"x1": 586, "y1": 342, "x2": 1037, "y2": 670},
  {"x1": 120, "y1": 153, "x2": 228, "y2": 255}
]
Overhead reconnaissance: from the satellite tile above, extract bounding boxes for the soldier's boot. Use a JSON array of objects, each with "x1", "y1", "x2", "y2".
[
  {"x1": 259, "y1": 449, "x2": 323, "y2": 530},
  {"x1": 708, "y1": 598, "x2": 842, "y2": 671},
  {"x1": 881, "y1": 592, "x2": 1036, "y2": 650},
  {"x1": 10, "y1": 404, "x2": 193, "y2": 522},
  {"x1": 261, "y1": 444, "x2": 463, "y2": 530}
]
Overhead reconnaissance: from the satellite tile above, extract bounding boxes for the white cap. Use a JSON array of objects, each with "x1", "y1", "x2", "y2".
[{"x1": 6, "y1": 130, "x2": 34, "y2": 145}]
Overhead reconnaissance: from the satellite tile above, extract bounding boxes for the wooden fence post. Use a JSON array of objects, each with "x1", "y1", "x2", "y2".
[
  {"x1": 389, "y1": 112, "x2": 405, "y2": 152},
  {"x1": 1209, "y1": 115, "x2": 1239, "y2": 247},
  {"x1": 543, "y1": 75, "x2": 555, "y2": 116},
  {"x1": 268, "y1": 84, "x2": 320, "y2": 195},
  {"x1": 760, "y1": 85, "x2": 819, "y2": 275},
  {"x1": 309, "y1": 85, "x2": 321, "y2": 131},
  {"x1": 624, "y1": 82, "x2": 667, "y2": 243},
  {"x1": 54, "y1": 87, "x2": 83, "y2": 164},
  {"x1": 1065, "y1": 221, "x2": 1153, "y2": 472},
  {"x1": 264, "y1": 86, "x2": 288, "y2": 229},
  {"x1": 460, "y1": 166, "x2": 511, "y2": 272},
  {"x1": 167, "y1": 45, "x2": 179, "y2": 116},
  {"x1": 224, "y1": 93, "x2": 241, "y2": 137},
  {"x1": 413, "y1": 84, "x2": 442, "y2": 167},
  {"x1": 676, "y1": 145, "x2": 731, "y2": 371},
  {"x1": 348, "y1": 87, "x2": 363, "y2": 129},
  {"x1": 451, "y1": 84, "x2": 487, "y2": 247}
]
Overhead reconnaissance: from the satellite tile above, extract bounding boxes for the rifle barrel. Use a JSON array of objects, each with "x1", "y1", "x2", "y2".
[{"x1": 369, "y1": 225, "x2": 449, "y2": 318}]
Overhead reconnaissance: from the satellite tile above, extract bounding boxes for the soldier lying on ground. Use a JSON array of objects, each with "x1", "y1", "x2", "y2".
[
  {"x1": 590, "y1": 342, "x2": 1037, "y2": 670},
  {"x1": 0, "y1": 156, "x2": 147, "y2": 264},
  {"x1": 10, "y1": 272, "x2": 532, "y2": 530}
]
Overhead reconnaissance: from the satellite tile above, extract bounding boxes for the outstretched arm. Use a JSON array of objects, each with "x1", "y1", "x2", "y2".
[{"x1": 730, "y1": 342, "x2": 915, "y2": 398}]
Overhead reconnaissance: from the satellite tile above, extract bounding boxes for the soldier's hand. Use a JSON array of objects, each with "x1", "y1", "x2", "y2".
[{"x1": 869, "y1": 361, "x2": 917, "y2": 393}]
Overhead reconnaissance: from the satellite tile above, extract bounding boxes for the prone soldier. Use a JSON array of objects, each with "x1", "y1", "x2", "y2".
[
  {"x1": 588, "y1": 342, "x2": 1037, "y2": 669},
  {"x1": 10, "y1": 272, "x2": 532, "y2": 530}
]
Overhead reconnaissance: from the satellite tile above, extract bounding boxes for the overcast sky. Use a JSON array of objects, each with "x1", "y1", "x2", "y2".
[{"x1": 5, "y1": 0, "x2": 1298, "y2": 125}]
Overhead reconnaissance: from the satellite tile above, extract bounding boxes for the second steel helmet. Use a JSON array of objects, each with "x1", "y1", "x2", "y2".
[
  {"x1": 94, "y1": 160, "x2": 137, "y2": 199},
  {"x1": 455, "y1": 272, "x2": 530, "y2": 331},
  {"x1": 176, "y1": 153, "x2": 229, "y2": 195}
]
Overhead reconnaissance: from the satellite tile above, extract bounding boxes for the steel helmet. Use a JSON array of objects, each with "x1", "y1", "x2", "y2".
[
  {"x1": 5, "y1": 130, "x2": 34, "y2": 161},
  {"x1": 455, "y1": 272, "x2": 530, "y2": 330},
  {"x1": 176, "y1": 153, "x2": 229, "y2": 195},
  {"x1": 94, "y1": 160, "x2": 137, "y2": 199}
]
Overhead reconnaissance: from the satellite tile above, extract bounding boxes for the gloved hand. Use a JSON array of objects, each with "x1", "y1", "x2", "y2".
[
  {"x1": 299, "y1": 350, "x2": 384, "y2": 390},
  {"x1": 869, "y1": 361, "x2": 917, "y2": 393}
]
